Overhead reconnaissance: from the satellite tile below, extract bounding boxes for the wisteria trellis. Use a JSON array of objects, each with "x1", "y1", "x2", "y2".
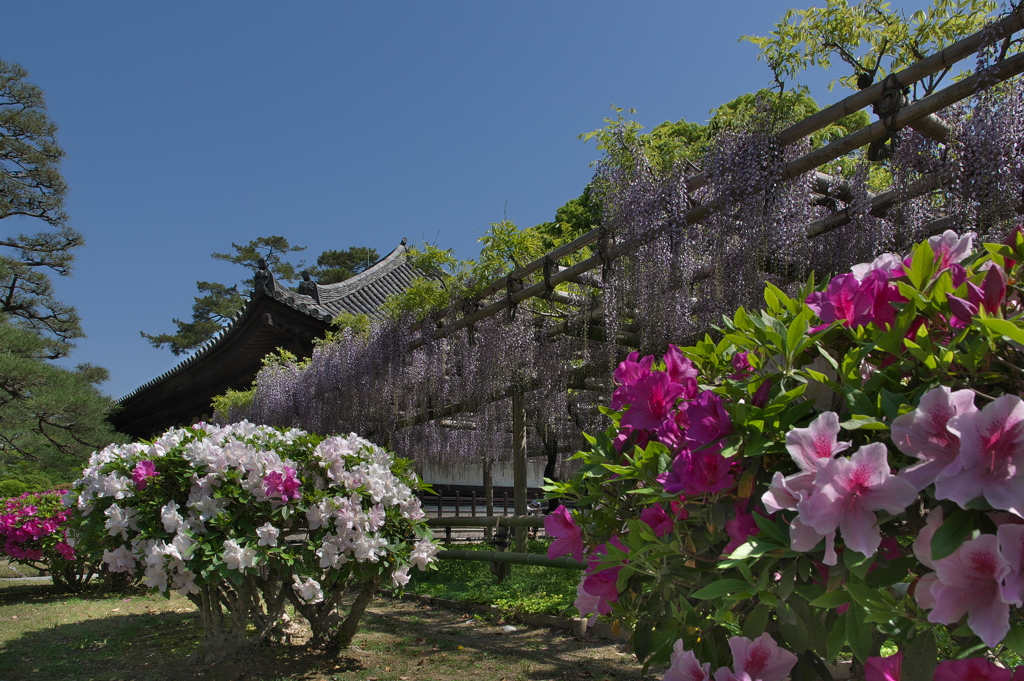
[{"x1": 237, "y1": 9, "x2": 1024, "y2": 484}]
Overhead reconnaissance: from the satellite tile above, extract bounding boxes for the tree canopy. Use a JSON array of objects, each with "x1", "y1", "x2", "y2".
[{"x1": 0, "y1": 59, "x2": 122, "y2": 480}]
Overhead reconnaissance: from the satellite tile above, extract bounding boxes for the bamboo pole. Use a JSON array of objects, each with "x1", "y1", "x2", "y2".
[
  {"x1": 512, "y1": 391, "x2": 528, "y2": 553},
  {"x1": 437, "y1": 549, "x2": 585, "y2": 570}
]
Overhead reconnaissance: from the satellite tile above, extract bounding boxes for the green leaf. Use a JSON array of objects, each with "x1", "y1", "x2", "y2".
[
  {"x1": 931, "y1": 508, "x2": 976, "y2": 561},
  {"x1": 908, "y1": 235, "x2": 936, "y2": 289},
  {"x1": 808, "y1": 590, "x2": 850, "y2": 609},
  {"x1": 1002, "y1": 623, "x2": 1024, "y2": 657},
  {"x1": 826, "y1": 612, "x2": 848, "y2": 661},
  {"x1": 839, "y1": 416, "x2": 888, "y2": 431},
  {"x1": 634, "y1": 619, "x2": 654, "y2": 661},
  {"x1": 902, "y1": 629, "x2": 938, "y2": 681},
  {"x1": 975, "y1": 317, "x2": 1024, "y2": 346},
  {"x1": 743, "y1": 604, "x2": 771, "y2": 639},
  {"x1": 691, "y1": 579, "x2": 752, "y2": 599},
  {"x1": 779, "y1": 614, "x2": 809, "y2": 653},
  {"x1": 845, "y1": 602, "x2": 871, "y2": 663}
]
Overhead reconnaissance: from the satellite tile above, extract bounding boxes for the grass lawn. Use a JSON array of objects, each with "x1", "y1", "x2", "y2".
[{"x1": 0, "y1": 577, "x2": 655, "y2": 681}]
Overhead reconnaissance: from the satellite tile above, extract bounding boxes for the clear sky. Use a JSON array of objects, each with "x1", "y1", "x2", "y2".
[{"x1": 3, "y1": 2, "x2": 931, "y2": 400}]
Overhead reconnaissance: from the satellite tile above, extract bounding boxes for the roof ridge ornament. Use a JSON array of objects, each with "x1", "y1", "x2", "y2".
[{"x1": 254, "y1": 258, "x2": 276, "y2": 296}]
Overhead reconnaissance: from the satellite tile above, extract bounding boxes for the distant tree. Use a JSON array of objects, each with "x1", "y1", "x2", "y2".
[
  {"x1": 143, "y1": 236, "x2": 379, "y2": 355},
  {"x1": 742, "y1": 0, "x2": 1000, "y2": 96},
  {"x1": 0, "y1": 60, "x2": 120, "y2": 479},
  {"x1": 310, "y1": 246, "x2": 379, "y2": 285},
  {"x1": 0, "y1": 316, "x2": 124, "y2": 478},
  {"x1": 1, "y1": 59, "x2": 83, "y2": 359}
]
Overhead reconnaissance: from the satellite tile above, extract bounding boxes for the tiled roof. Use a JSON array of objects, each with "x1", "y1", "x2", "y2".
[
  {"x1": 263, "y1": 238, "x2": 415, "y2": 320},
  {"x1": 112, "y1": 240, "x2": 415, "y2": 434}
]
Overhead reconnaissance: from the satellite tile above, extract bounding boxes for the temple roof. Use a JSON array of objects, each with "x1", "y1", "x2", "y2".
[{"x1": 109, "y1": 239, "x2": 415, "y2": 439}]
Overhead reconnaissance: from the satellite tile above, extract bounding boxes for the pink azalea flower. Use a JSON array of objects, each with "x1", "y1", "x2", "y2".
[
  {"x1": 939, "y1": 394, "x2": 1024, "y2": 516},
  {"x1": 998, "y1": 523, "x2": 1024, "y2": 607},
  {"x1": 573, "y1": 577, "x2": 611, "y2": 625},
  {"x1": 928, "y1": 533, "x2": 1011, "y2": 647},
  {"x1": 728, "y1": 633, "x2": 798, "y2": 681},
  {"x1": 664, "y1": 639, "x2": 711, "y2": 681},
  {"x1": 545, "y1": 505, "x2": 583, "y2": 562},
  {"x1": 55, "y1": 541, "x2": 75, "y2": 561},
  {"x1": 892, "y1": 386, "x2": 977, "y2": 491},
  {"x1": 640, "y1": 504, "x2": 674, "y2": 538},
  {"x1": 934, "y1": 658, "x2": 1012, "y2": 681},
  {"x1": 131, "y1": 460, "x2": 159, "y2": 490},
  {"x1": 851, "y1": 253, "x2": 904, "y2": 281},
  {"x1": 785, "y1": 412, "x2": 850, "y2": 475},
  {"x1": 798, "y1": 443, "x2": 917, "y2": 557},
  {"x1": 865, "y1": 652, "x2": 902, "y2": 681},
  {"x1": 928, "y1": 230, "x2": 975, "y2": 270}
]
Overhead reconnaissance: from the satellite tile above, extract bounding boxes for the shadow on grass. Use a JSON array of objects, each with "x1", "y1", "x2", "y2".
[
  {"x1": 0, "y1": 608, "x2": 366, "y2": 681},
  {"x1": 358, "y1": 602, "x2": 650, "y2": 681}
]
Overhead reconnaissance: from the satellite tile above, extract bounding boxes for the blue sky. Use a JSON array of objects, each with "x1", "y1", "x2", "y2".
[{"x1": 3, "y1": 2, "x2": 931, "y2": 400}]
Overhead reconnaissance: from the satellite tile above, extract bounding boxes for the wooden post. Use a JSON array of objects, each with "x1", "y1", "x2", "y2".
[
  {"x1": 513, "y1": 390, "x2": 528, "y2": 552},
  {"x1": 484, "y1": 457, "x2": 493, "y2": 541}
]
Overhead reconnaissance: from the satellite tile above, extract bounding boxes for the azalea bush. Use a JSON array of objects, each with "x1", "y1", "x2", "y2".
[
  {"x1": 0, "y1": 489, "x2": 96, "y2": 590},
  {"x1": 546, "y1": 229, "x2": 1024, "y2": 681},
  {"x1": 67, "y1": 421, "x2": 439, "y2": 661}
]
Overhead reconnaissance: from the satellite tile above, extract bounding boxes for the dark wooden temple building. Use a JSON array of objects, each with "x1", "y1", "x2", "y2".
[{"x1": 111, "y1": 239, "x2": 416, "y2": 439}]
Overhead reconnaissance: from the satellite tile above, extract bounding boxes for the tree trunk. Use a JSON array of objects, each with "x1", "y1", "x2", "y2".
[
  {"x1": 328, "y1": 574, "x2": 384, "y2": 654},
  {"x1": 483, "y1": 456, "x2": 493, "y2": 541}
]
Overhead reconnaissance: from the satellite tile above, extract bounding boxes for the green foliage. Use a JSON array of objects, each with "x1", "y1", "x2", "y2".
[
  {"x1": 209, "y1": 388, "x2": 255, "y2": 423},
  {"x1": 408, "y1": 540, "x2": 580, "y2": 617},
  {"x1": 743, "y1": 0, "x2": 999, "y2": 95},
  {"x1": 0, "y1": 316, "x2": 123, "y2": 475},
  {"x1": 551, "y1": 231, "x2": 1024, "y2": 670},
  {"x1": 0, "y1": 60, "x2": 83, "y2": 359}
]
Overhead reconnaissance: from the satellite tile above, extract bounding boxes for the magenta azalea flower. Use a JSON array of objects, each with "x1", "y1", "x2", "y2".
[
  {"x1": 619, "y1": 371, "x2": 686, "y2": 432},
  {"x1": 611, "y1": 352, "x2": 654, "y2": 410},
  {"x1": 928, "y1": 533, "x2": 1011, "y2": 647},
  {"x1": 798, "y1": 443, "x2": 917, "y2": 557},
  {"x1": 939, "y1": 394, "x2": 1024, "y2": 516},
  {"x1": 806, "y1": 273, "x2": 873, "y2": 327},
  {"x1": 664, "y1": 344, "x2": 699, "y2": 395},
  {"x1": 723, "y1": 504, "x2": 762, "y2": 556},
  {"x1": 683, "y1": 392, "x2": 732, "y2": 449},
  {"x1": 544, "y1": 505, "x2": 583, "y2": 562},
  {"x1": 263, "y1": 466, "x2": 301, "y2": 503},
  {"x1": 131, "y1": 460, "x2": 159, "y2": 490},
  {"x1": 728, "y1": 633, "x2": 798, "y2": 681},
  {"x1": 934, "y1": 658, "x2": 1012, "y2": 681},
  {"x1": 665, "y1": 444, "x2": 735, "y2": 496},
  {"x1": 892, "y1": 386, "x2": 977, "y2": 491},
  {"x1": 865, "y1": 652, "x2": 902, "y2": 681},
  {"x1": 640, "y1": 504, "x2": 674, "y2": 538}
]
